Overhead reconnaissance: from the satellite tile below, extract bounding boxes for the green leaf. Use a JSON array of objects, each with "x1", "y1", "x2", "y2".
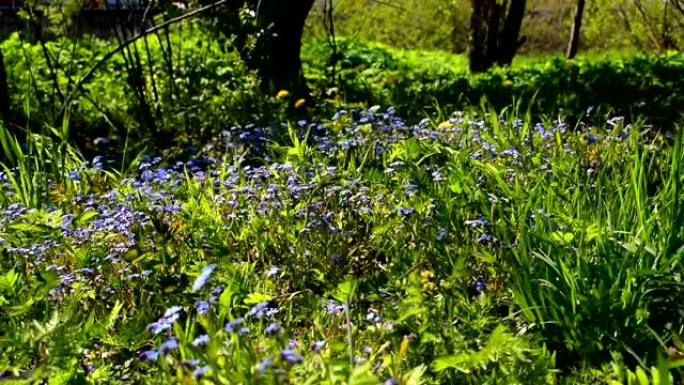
[
  {"x1": 403, "y1": 364, "x2": 427, "y2": 385},
  {"x1": 105, "y1": 300, "x2": 123, "y2": 330},
  {"x1": 433, "y1": 353, "x2": 471, "y2": 373},
  {"x1": 333, "y1": 278, "x2": 358, "y2": 302},
  {"x1": 244, "y1": 292, "x2": 272, "y2": 305},
  {"x1": 0, "y1": 269, "x2": 19, "y2": 294},
  {"x1": 348, "y1": 363, "x2": 377, "y2": 385},
  {"x1": 75, "y1": 210, "x2": 98, "y2": 226},
  {"x1": 550, "y1": 231, "x2": 574, "y2": 244}
]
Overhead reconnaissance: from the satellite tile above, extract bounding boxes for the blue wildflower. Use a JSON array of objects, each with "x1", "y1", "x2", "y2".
[
  {"x1": 311, "y1": 340, "x2": 326, "y2": 353},
  {"x1": 436, "y1": 228, "x2": 446, "y2": 241},
  {"x1": 326, "y1": 300, "x2": 346, "y2": 315},
  {"x1": 266, "y1": 266, "x2": 279, "y2": 277},
  {"x1": 141, "y1": 169, "x2": 154, "y2": 181},
  {"x1": 139, "y1": 350, "x2": 159, "y2": 361},
  {"x1": 159, "y1": 337, "x2": 178, "y2": 354},
  {"x1": 475, "y1": 276, "x2": 486, "y2": 294},
  {"x1": 192, "y1": 334, "x2": 210, "y2": 347},
  {"x1": 164, "y1": 306, "x2": 183, "y2": 318},
  {"x1": 366, "y1": 309, "x2": 381, "y2": 324},
  {"x1": 68, "y1": 171, "x2": 80, "y2": 181},
  {"x1": 398, "y1": 207, "x2": 414, "y2": 217},
  {"x1": 148, "y1": 306, "x2": 182, "y2": 335},
  {"x1": 477, "y1": 233, "x2": 496, "y2": 244},
  {"x1": 193, "y1": 365, "x2": 210, "y2": 379},
  {"x1": 432, "y1": 168, "x2": 445, "y2": 182},
  {"x1": 195, "y1": 300, "x2": 210, "y2": 315},
  {"x1": 183, "y1": 359, "x2": 201, "y2": 367},
  {"x1": 288, "y1": 338, "x2": 300, "y2": 349},
  {"x1": 279, "y1": 349, "x2": 303, "y2": 365},
  {"x1": 500, "y1": 146, "x2": 519, "y2": 158},
  {"x1": 258, "y1": 356, "x2": 273, "y2": 376},
  {"x1": 191, "y1": 264, "x2": 216, "y2": 292},
  {"x1": 465, "y1": 215, "x2": 489, "y2": 228},
  {"x1": 265, "y1": 322, "x2": 281, "y2": 336},
  {"x1": 248, "y1": 301, "x2": 275, "y2": 319},
  {"x1": 225, "y1": 317, "x2": 245, "y2": 333}
]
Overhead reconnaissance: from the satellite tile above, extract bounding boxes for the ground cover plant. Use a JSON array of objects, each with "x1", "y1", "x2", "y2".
[
  {"x1": 1, "y1": 2, "x2": 684, "y2": 384},
  {"x1": 2, "y1": 106, "x2": 684, "y2": 384},
  {"x1": 303, "y1": 39, "x2": 684, "y2": 124},
  {"x1": 3, "y1": 30, "x2": 684, "y2": 151}
]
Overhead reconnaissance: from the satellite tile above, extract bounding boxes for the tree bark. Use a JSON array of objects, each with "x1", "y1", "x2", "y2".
[
  {"x1": 205, "y1": 0, "x2": 315, "y2": 96},
  {"x1": 250, "y1": 0, "x2": 315, "y2": 96},
  {"x1": 497, "y1": 0, "x2": 527, "y2": 66},
  {"x1": 469, "y1": 0, "x2": 527, "y2": 73},
  {"x1": 0, "y1": 48, "x2": 11, "y2": 127},
  {"x1": 469, "y1": 0, "x2": 497, "y2": 72},
  {"x1": 566, "y1": 0, "x2": 585, "y2": 59}
]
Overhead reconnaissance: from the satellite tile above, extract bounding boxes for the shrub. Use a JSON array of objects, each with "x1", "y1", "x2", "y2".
[{"x1": 304, "y1": 38, "x2": 684, "y2": 127}]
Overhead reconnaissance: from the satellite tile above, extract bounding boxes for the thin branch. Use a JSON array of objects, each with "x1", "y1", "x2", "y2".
[{"x1": 61, "y1": 0, "x2": 230, "y2": 113}]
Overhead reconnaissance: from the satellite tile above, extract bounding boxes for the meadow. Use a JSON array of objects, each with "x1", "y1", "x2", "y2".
[{"x1": 1, "y1": 19, "x2": 684, "y2": 385}]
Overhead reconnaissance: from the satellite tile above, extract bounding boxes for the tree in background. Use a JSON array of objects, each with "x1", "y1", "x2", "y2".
[
  {"x1": 251, "y1": 0, "x2": 316, "y2": 96},
  {"x1": 566, "y1": 0, "x2": 585, "y2": 59},
  {"x1": 202, "y1": 0, "x2": 315, "y2": 96},
  {"x1": 468, "y1": 0, "x2": 527, "y2": 72}
]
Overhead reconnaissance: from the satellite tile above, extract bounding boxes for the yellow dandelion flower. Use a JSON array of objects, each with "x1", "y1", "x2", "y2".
[
  {"x1": 276, "y1": 90, "x2": 290, "y2": 99},
  {"x1": 294, "y1": 98, "x2": 306, "y2": 108}
]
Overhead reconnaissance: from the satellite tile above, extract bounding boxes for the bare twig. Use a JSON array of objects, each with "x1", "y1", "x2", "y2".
[{"x1": 61, "y1": 0, "x2": 230, "y2": 114}]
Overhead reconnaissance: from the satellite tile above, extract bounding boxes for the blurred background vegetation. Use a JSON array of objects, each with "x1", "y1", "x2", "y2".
[{"x1": 305, "y1": 0, "x2": 684, "y2": 54}]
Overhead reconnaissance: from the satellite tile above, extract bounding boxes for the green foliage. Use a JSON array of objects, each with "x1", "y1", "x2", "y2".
[
  {"x1": 305, "y1": 0, "x2": 470, "y2": 53},
  {"x1": 1, "y1": 105, "x2": 684, "y2": 384},
  {"x1": 304, "y1": 0, "x2": 684, "y2": 55},
  {"x1": 0, "y1": 26, "x2": 272, "y2": 146},
  {"x1": 0, "y1": 115, "x2": 85, "y2": 208},
  {"x1": 3, "y1": 26, "x2": 682, "y2": 151},
  {"x1": 304, "y1": 38, "x2": 684, "y2": 126}
]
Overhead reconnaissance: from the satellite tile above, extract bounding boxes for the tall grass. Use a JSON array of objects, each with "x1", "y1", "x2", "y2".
[
  {"x1": 0, "y1": 114, "x2": 84, "y2": 208},
  {"x1": 505, "y1": 124, "x2": 684, "y2": 366}
]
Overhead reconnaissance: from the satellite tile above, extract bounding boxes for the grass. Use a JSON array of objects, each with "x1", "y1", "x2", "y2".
[
  {"x1": 1, "y1": 106, "x2": 684, "y2": 384},
  {"x1": 303, "y1": 36, "x2": 646, "y2": 73}
]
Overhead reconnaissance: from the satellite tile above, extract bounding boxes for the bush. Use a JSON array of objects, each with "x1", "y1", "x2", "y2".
[
  {"x1": 304, "y1": 38, "x2": 684, "y2": 127},
  {"x1": 0, "y1": 27, "x2": 272, "y2": 148}
]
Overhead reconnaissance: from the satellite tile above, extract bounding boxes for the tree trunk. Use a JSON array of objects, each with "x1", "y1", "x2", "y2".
[
  {"x1": 497, "y1": 0, "x2": 527, "y2": 66},
  {"x1": 469, "y1": 0, "x2": 527, "y2": 73},
  {"x1": 203, "y1": 0, "x2": 314, "y2": 96},
  {"x1": 0, "y1": 48, "x2": 11, "y2": 127},
  {"x1": 250, "y1": 0, "x2": 315, "y2": 96},
  {"x1": 566, "y1": 0, "x2": 585, "y2": 59},
  {"x1": 469, "y1": 0, "x2": 497, "y2": 72}
]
